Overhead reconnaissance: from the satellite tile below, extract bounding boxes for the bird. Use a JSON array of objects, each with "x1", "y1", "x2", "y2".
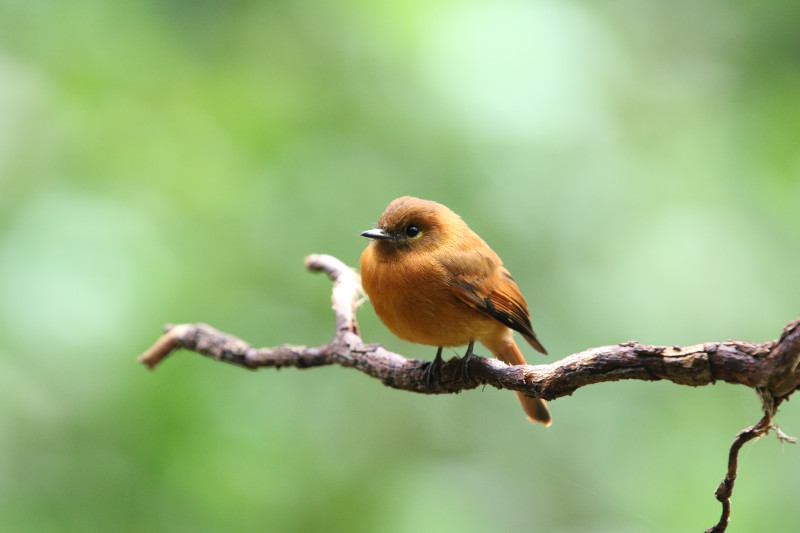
[{"x1": 359, "y1": 196, "x2": 551, "y2": 425}]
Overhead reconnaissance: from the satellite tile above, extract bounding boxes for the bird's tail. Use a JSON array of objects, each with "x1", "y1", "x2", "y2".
[{"x1": 487, "y1": 336, "x2": 551, "y2": 426}]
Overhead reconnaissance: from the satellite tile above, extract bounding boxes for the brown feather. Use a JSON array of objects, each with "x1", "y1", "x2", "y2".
[
  {"x1": 483, "y1": 334, "x2": 551, "y2": 425},
  {"x1": 445, "y1": 261, "x2": 547, "y2": 355}
]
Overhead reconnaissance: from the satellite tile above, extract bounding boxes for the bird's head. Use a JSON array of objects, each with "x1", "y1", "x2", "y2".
[{"x1": 361, "y1": 196, "x2": 460, "y2": 256}]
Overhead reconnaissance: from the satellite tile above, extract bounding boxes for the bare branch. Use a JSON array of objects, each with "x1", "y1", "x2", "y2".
[
  {"x1": 138, "y1": 254, "x2": 800, "y2": 400},
  {"x1": 137, "y1": 254, "x2": 800, "y2": 533}
]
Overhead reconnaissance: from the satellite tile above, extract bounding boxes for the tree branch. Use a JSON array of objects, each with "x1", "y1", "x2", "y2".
[{"x1": 138, "y1": 254, "x2": 800, "y2": 532}]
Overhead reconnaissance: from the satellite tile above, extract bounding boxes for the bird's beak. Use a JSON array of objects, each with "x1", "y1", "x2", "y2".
[{"x1": 360, "y1": 228, "x2": 394, "y2": 240}]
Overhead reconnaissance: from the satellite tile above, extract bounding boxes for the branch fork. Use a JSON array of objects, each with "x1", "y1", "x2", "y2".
[{"x1": 138, "y1": 254, "x2": 800, "y2": 533}]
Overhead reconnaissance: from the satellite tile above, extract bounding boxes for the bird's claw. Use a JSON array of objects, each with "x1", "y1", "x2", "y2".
[
  {"x1": 422, "y1": 347, "x2": 444, "y2": 387},
  {"x1": 460, "y1": 341, "x2": 475, "y2": 382}
]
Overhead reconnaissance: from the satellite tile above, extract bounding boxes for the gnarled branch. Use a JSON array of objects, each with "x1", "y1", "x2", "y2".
[{"x1": 138, "y1": 254, "x2": 800, "y2": 533}]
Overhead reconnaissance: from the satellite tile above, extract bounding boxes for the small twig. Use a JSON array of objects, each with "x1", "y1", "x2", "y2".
[
  {"x1": 705, "y1": 413, "x2": 772, "y2": 533},
  {"x1": 138, "y1": 254, "x2": 800, "y2": 531}
]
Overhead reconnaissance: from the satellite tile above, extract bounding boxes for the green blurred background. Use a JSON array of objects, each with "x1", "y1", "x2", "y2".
[{"x1": 1, "y1": 1, "x2": 798, "y2": 531}]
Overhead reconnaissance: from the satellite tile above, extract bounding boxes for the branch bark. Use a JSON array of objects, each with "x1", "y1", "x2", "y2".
[{"x1": 138, "y1": 254, "x2": 800, "y2": 532}]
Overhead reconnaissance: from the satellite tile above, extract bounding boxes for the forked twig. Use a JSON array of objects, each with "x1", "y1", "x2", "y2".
[{"x1": 138, "y1": 254, "x2": 800, "y2": 532}]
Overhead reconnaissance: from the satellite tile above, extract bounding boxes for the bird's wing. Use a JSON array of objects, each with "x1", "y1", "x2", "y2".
[{"x1": 440, "y1": 249, "x2": 547, "y2": 355}]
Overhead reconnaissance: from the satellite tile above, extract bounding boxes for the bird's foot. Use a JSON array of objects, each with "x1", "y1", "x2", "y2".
[
  {"x1": 460, "y1": 341, "x2": 475, "y2": 382},
  {"x1": 422, "y1": 347, "x2": 444, "y2": 387}
]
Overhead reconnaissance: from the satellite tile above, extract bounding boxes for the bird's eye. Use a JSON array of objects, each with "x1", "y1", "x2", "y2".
[{"x1": 405, "y1": 225, "x2": 421, "y2": 238}]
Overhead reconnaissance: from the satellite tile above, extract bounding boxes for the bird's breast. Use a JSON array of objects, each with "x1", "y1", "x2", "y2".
[{"x1": 360, "y1": 248, "x2": 500, "y2": 347}]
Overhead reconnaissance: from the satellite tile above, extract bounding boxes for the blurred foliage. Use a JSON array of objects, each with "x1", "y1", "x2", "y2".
[{"x1": 0, "y1": 0, "x2": 799, "y2": 531}]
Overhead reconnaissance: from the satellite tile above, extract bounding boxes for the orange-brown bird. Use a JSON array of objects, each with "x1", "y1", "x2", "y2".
[{"x1": 360, "y1": 196, "x2": 551, "y2": 425}]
